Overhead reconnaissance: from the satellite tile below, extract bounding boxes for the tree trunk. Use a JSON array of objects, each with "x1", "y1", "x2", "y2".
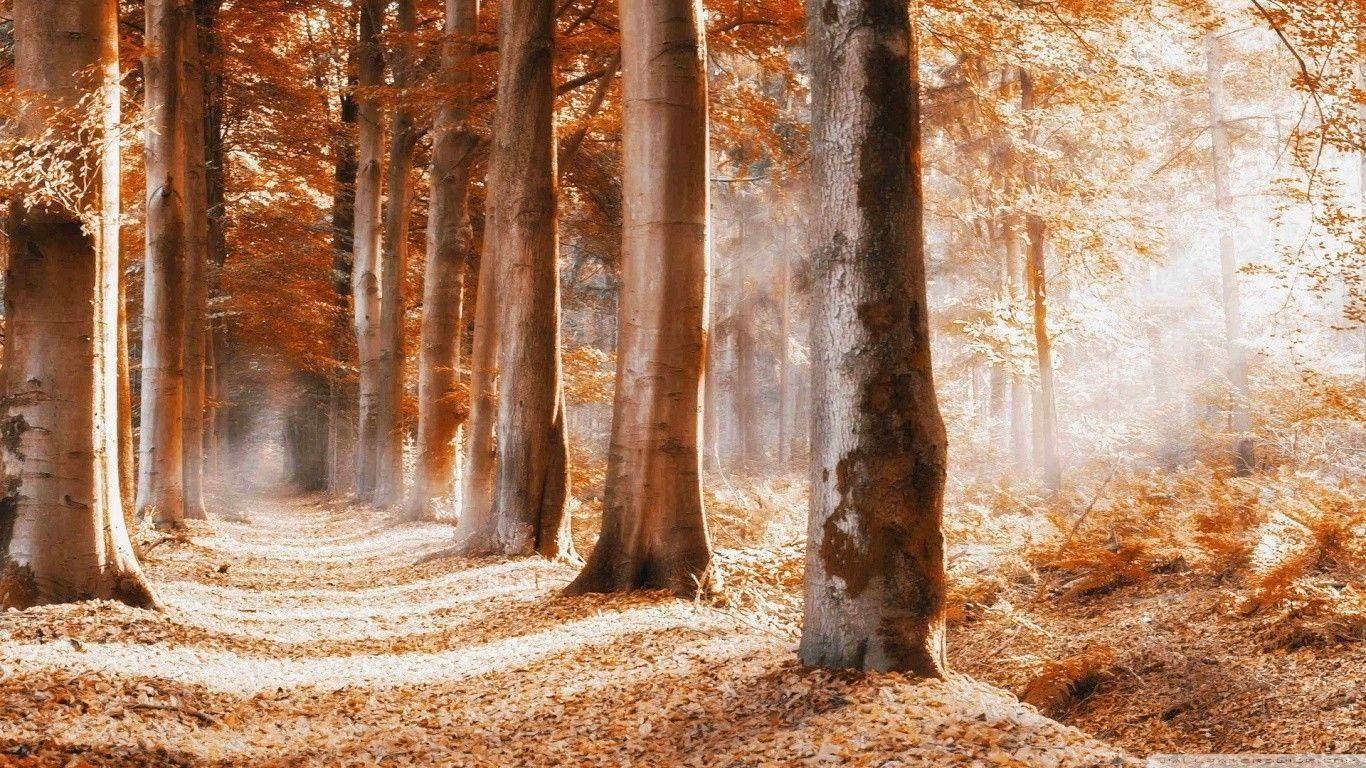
[
  {"x1": 1020, "y1": 70, "x2": 1061, "y2": 492},
  {"x1": 136, "y1": 0, "x2": 190, "y2": 528},
  {"x1": 181, "y1": 3, "x2": 210, "y2": 520},
  {"x1": 452, "y1": 0, "x2": 572, "y2": 558},
  {"x1": 2, "y1": 0, "x2": 158, "y2": 610},
  {"x1": 405, "y1": 0, "x2": 479, "y2": 521},
  {"x1": 373, "y1": 0, "x2": 421, "y2": 508},
  {"x1": 799, "y1": 0, "x2": 947, "y2": 676},
  {"x1": 777, "y1": 237, "x2": 792, "y2": 468},
  {"x1": 1205, "y1": 34, "x2": 1253, "y2": 475},
  {"x1": 351, "y1": 0, "x2": 385, "y2": 502},
  {"x1": 1003, "y1": 217, "x2": 1030, "y2": 474},
  {"x1": 565, "y1": 0, "x2": 713, "y2": 596},
  {"x1": 329, "y1": 69, "x2": 359, "y2": 497}
]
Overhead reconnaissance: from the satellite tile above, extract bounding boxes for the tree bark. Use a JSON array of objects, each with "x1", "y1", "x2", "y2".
[
  {"x1": 136, "y1": 0, "x2": 190, "y2": 528},
  {"x1": 404, "y1": 0, "x2": 480, "y2": 521},
  {"x1": 2, "y1": 0, "x2": 159, "y2": 610},
  {"x1": 329, "y1": 66, "x2": 359, "y2": 497},
  {"x1": 373, "y1": 0, "x2": 421, "y2": 508},
  {"x1": 565, "y1": 0, "x2": 713, "y2": 596},
  {"x1": 1003, "y1": 216, "x2": 1030, "y2": 474},
  {"x1": 452, "y1": 0, "x2": 572, "y2": 558},
  {"x1": 1205, "y1": 34, "x2": 1253, "y2": 476},
  {"x1": 1019, "y1": 70, "x2": 1061, "y2": 492},
  {"x1": 351, "y1": 0, "x2": 386, "y2": 502},
  {"x1": 181, "y1": 2, "x2": 211, "y2": 520},
  {"x1": 799, "y1": 0, "x2": 947, "y2": 676}
]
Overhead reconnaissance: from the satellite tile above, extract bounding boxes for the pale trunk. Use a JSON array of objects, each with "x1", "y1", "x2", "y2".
[
  {"x1": 454, "y1": 0, "x2": 572, "y2": 558},
  {"x1": 2, "y1": 0, "x2": 158, "y2": 609},
  {"x1": 1206, "y1": 35, "x2": 1253, "y2": 475},
  {"x1": 136, "y1": 0, "x2": 189, "y2": 528},
  {"x1": 1020, "y1": 70, "x2": 1060, "y2": 491},
  {"x1": 374, "y1": 0, "x2": 420, "y2": 507},
  {"x1": 181, "y1": 4, "x2": 210, "y2": 520},
  {"x1": 1003, "y1": 218, "x2": 1029, "y2": 473},
  {"x1": 352, "y1": 0, "x2": 385, "y2": 501},
  {"x1": 799, "y1": 0, "x2": 947, "y2": 676},
  {"x1": 405, "y1": 0, "x2": 480, "y2": 521},
  {"x1": 566, "y1": 0, "x2": 712, "y2": 596}
]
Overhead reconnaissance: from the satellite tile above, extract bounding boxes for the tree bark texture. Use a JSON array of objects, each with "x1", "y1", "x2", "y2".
[
  {"x1": 405, "y1": 0, "x2": 480, "y2": 521},
  {"x1": 453, "y1": 0, "x2": 572, "y2": 558},
  {"x1": 2, "y1": 0, "x2": 158, "y2": 609},
  {"x1": 136, "y1": 0, "x2": 190, "y2": 528},
  {"x1": 351, "y1": 0, "x2": 386, "y2": 502},
  {"x1": 373, "y1": 0, "x2": 421, "y2": 507},
  {"x1": 799, "y1": 0, "x2": 948, "y2": 676},
  {"x1": 566, "y1": 0, "x2": 713, "y2": 596},
  {"x1": 180, "y1": 2, "x2": 211, "y2": 520}
]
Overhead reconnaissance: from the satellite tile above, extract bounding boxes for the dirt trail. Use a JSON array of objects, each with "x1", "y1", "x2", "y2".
[{"x1": 1, "y1": 493, "x2": 1131, "y2": 766}]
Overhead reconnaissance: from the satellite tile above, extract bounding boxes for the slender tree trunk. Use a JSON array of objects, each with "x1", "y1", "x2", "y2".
[
  {"x1": 374, "y1": 0, "x2": 421, "y2": 507},
  {"x1": 457, "y1": 195, "x2": 499, "y2": 530},
  {"x1": 136, "y1": 0, "x2": 189, "y2": 528},
  {"x1": 566, "y1": 0, "x2": 713, "y2": 596},
  {"x1": 453, "y1": 0, "x2": 572, "y2": 558},
  {"x1": 180, "y1": 3, "x2": 210, "y2": 520},
  {"x1": 199, "y1": 0, "x2": 225, "y2": 474},
  {"x1": 2, "y1": 0, "x2": 158, "y2": 609},
  {"x1": 1003, "y1": 217, "x2": 1030, "y2": 474},
  {"x1": 351, "y1": 0, "x2": 385, "y2": 502},
  {"x1": 1020, "y1": 70, "x2": 1061, "y2": 491},
  {"x1": 777, "y1": 239, "x2": 792, "y2": 468},
  {"x1": 405, "y1": 0, "x2": 480, "y2": 521},
  {"x1": 329, "y1": 76, "x2": 359, "y2": 497},
  {"x1": 799, "y1": 0, "x2": 947, "y2": 676},
  {"x1": 1205, "y1": 34, "x2": 1253, "y2": 476}
]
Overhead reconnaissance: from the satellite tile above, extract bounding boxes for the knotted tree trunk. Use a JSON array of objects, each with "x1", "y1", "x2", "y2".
[
  {"x1": 2, "y1": 0, "x2": 158, "y2": 610},
  {"x1": 799, "y1": 0, "x2": 948, "y2": 676},
  {"x1": 566, "y1": 0, "x2": 713, "y2": 596}
]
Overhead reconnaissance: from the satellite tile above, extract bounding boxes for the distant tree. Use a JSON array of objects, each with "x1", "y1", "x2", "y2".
[
  {"x1": 799, "y1": 0, "x2": 948, "y2": 675},
  {"x1": 1, "y1": 0, "x2": 158, "y2": 609},
  {"x1": 566, "y1": 0, "x2": 714, "y2": 596}
]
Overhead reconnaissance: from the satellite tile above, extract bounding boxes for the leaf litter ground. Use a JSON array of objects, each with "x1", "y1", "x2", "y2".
[{"x1": 0, "y1": 492, "x2": 1132, "y2": 767}]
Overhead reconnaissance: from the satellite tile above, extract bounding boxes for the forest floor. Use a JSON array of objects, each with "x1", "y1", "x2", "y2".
[{"x1": 0, "y1": 490, "x2": 1132, "y2": 767}]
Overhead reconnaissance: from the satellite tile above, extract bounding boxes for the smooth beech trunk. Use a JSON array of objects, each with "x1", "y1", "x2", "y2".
[
  {"x1": 565, "y1": 0, "x2": 712, "y2": 596},
  {"x1": 1205, "y1": 35, "x2": 1254, "y2": 476},
  {"x1": 352, "y1": 0, "x2": 386, "y2": 502},
  {"x1": 181, "y1": 3, "x2": 211, "y2": 520},
  {"x1": 452, "y1": 0, "x2": 572, "y2": 558},
  {"x1": 405, "y1": 0, "x2": 480, "y2": 521},
  {"x1": 1, "y1": 0, "x2": 158, "y2": 609},
  {"x1": 136, "y1": 0, "x2": 190, "y2": 528},
  {"x1": 373, "y1": 0, "x2": 421, "y2": 508},
  {"x1": 329, "y1": 76, "x2": 359, "y2": 497},
  {"x1": 799, "y1": 0, "x2": 947, "y2": 676}
]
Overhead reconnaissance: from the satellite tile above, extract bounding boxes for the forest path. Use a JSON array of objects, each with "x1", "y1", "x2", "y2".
[{"x1": 0, "y1": 492, "x2": 1131, "y2": 766}]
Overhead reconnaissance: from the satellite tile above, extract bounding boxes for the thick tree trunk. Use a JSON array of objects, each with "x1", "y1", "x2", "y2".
[
  {"x1": 351, "y1": 0, "x2": 385, "y2": 502},
  {"x1": 373, "y1": 0, "x2": 421, "y2": 508},
  {"x1": 1020, "y1": 70, "x2": 1061, "y2": 492},
  {"x1": 1205, "y1": 35, "x2": 1254, "y2": 475},
  {"x1": 565, "y1": 0, "x2": 713, "y2": 596},
  {"x1": 799, "y1": 0, "x2": 947, "y2": 676},
  {"x1": 136, "y1": 0, "x2": 190, "y2": 528},
  {"x1": 181, "y1": 3, "x2": 210, "y2": 520},
  {"x1": 405, "y1": 0, "x2": 479, "y2": 522},
  {"x1": 452, "y1": 0, "x2": 572, "y2": 558},
  {"x1": 2, "y1": 0, "x2": 158, "y2": 610}
]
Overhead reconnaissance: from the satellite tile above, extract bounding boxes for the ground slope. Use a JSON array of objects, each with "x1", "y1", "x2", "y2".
[{"x1": 0, "y1": 494, "x2": 1130, "y2": 767}]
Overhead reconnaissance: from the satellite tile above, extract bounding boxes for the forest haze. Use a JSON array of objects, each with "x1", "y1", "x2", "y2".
[{"x1": 0, "y1": 0, "x2": 1362, "y2": 764}]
